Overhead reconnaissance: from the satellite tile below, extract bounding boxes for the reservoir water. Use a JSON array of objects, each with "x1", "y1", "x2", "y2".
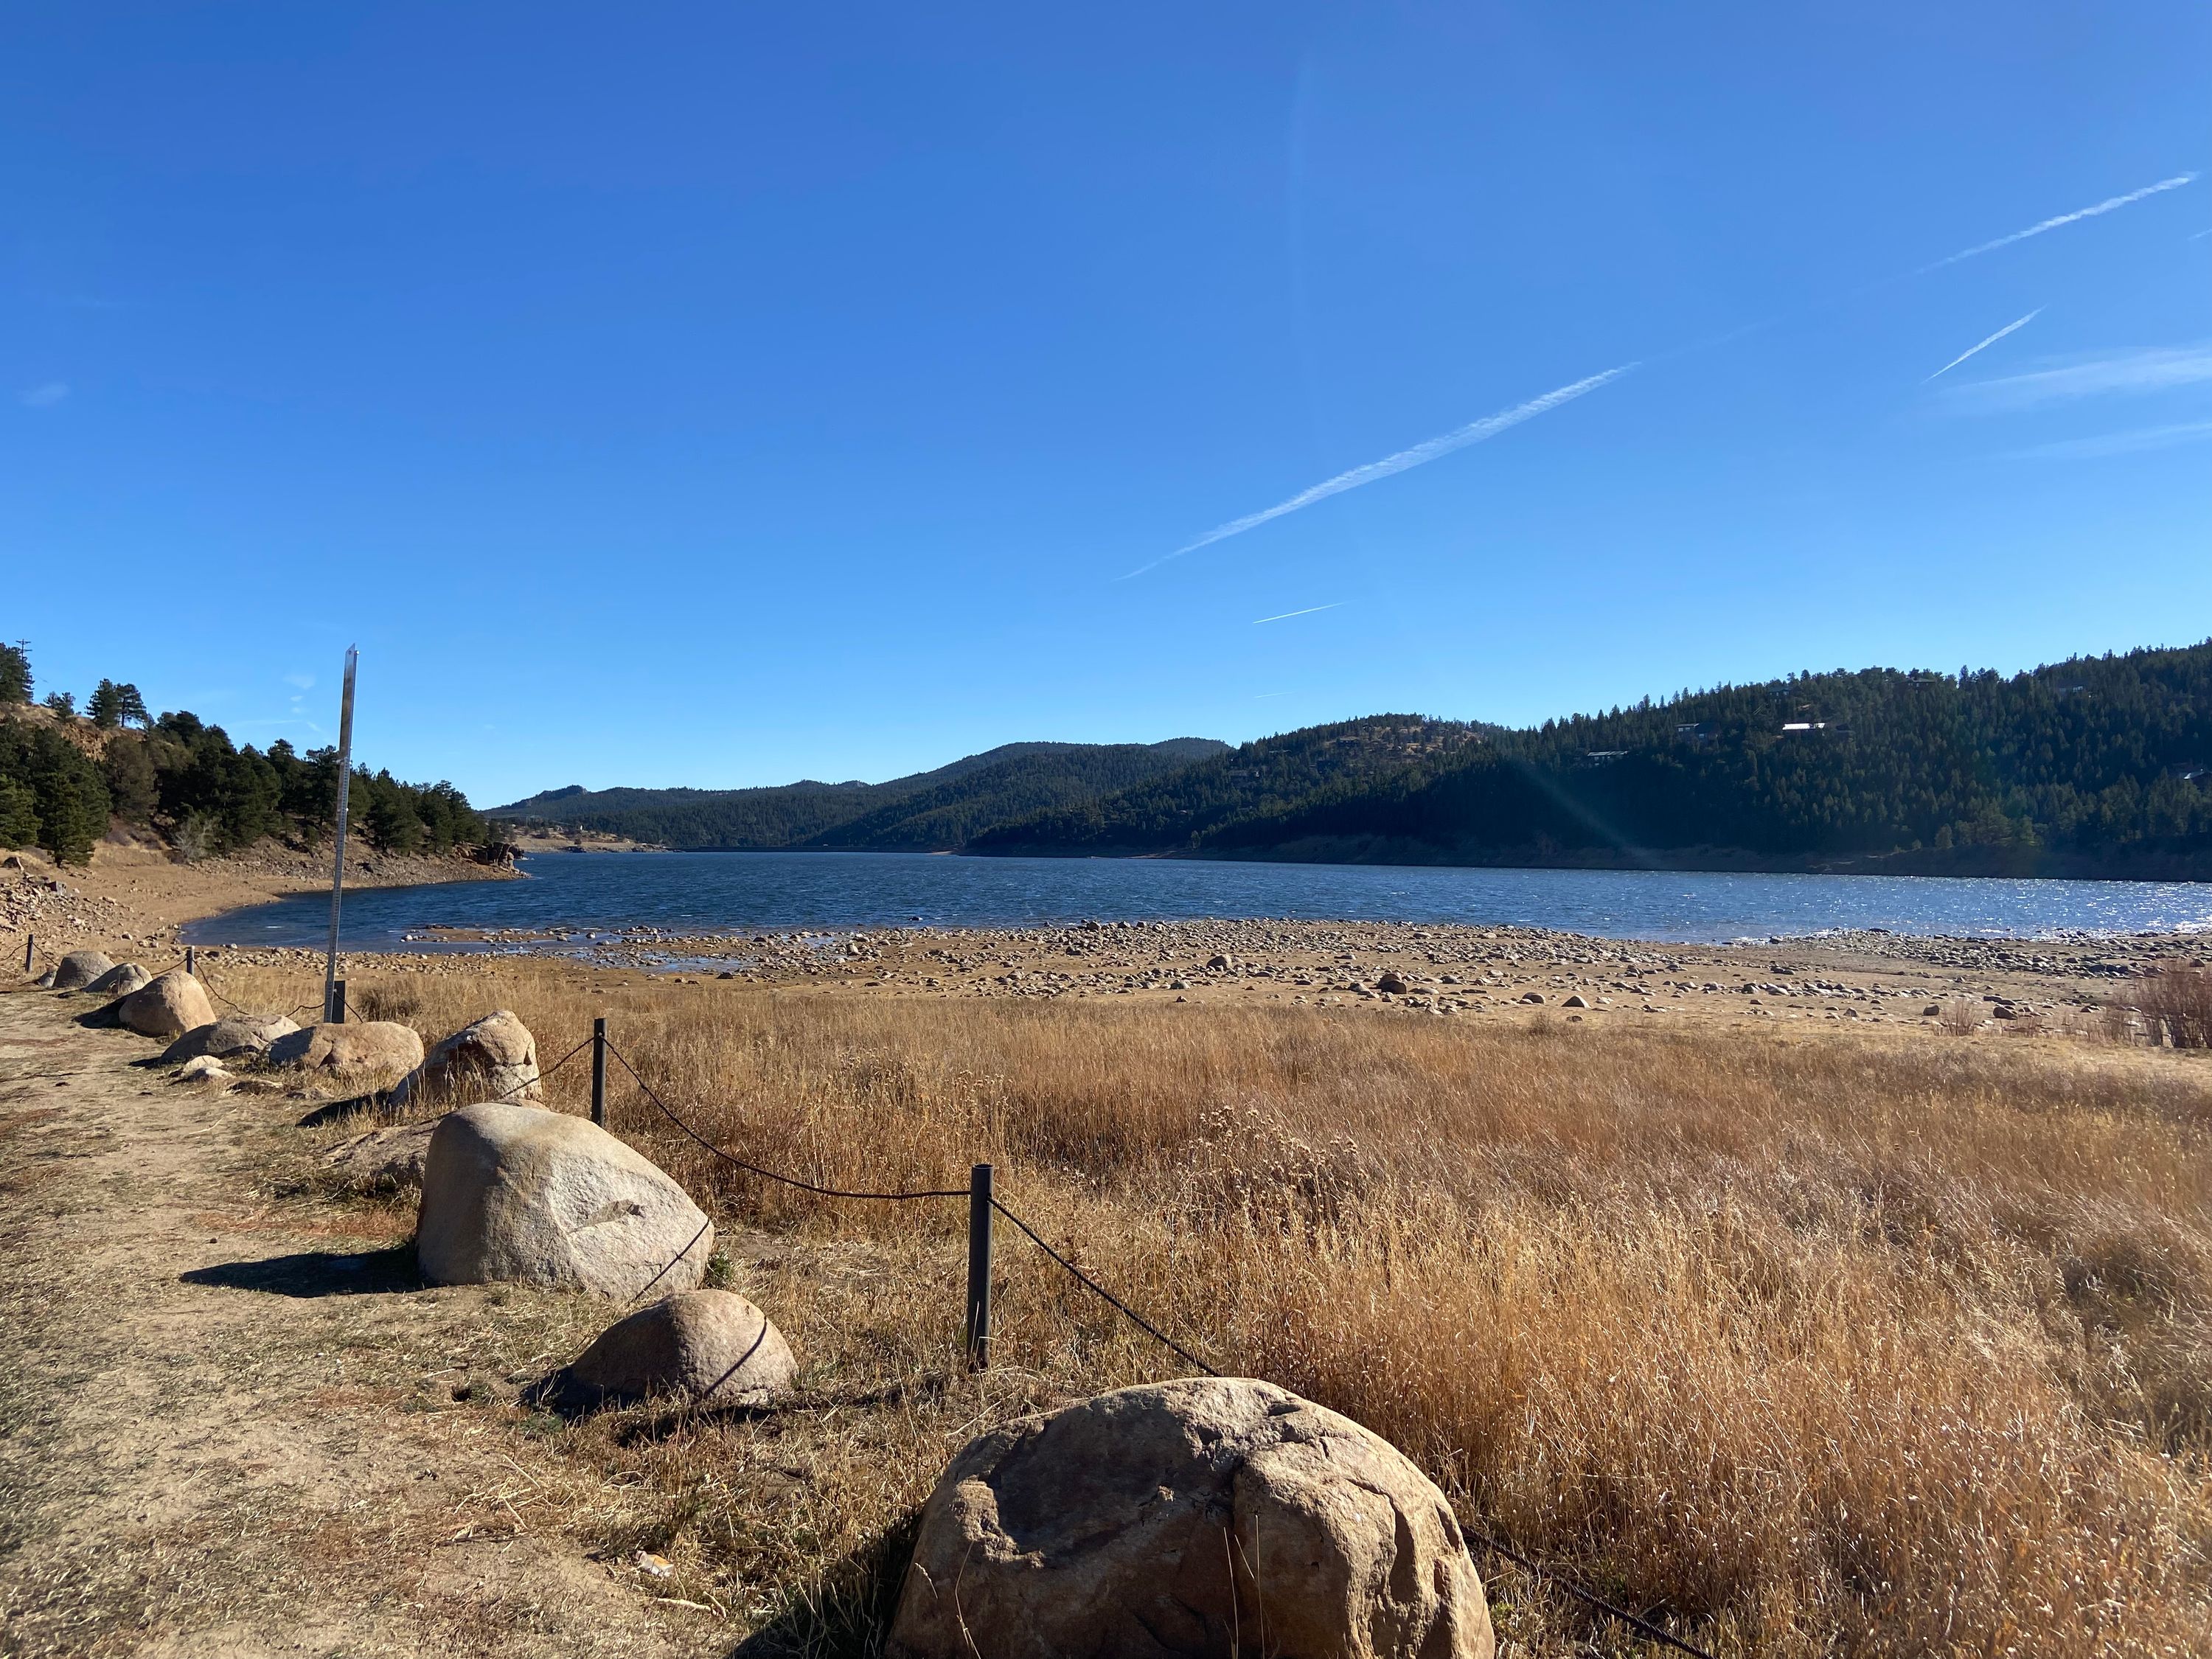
[{"x1": 183, "y1": 850, "x2": 2212, "y2": 949}]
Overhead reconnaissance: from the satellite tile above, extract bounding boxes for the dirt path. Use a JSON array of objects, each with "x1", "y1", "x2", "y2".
[{"x1": 0, "y1": 989, "x2": 723, "y2": 1659}]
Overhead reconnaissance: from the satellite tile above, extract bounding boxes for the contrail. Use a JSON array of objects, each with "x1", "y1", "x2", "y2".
[
  {"x1": 1253, "y1": 602, "x2": 1343, "y2": 625},
  {"x1": 1924, "y1": 308, "x2": 2042, "y2": 381},
  {"x1": 1124, "y1": 364, "x2": 1633, "y2": 577},
  {"x1": 1921, "y1": 174, "x2": 2197, "y2": 272}
]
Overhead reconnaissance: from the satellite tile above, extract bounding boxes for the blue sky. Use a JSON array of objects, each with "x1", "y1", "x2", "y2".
[{"x1": 6, "y1": 4, "x2": 2208, "y2": 806}]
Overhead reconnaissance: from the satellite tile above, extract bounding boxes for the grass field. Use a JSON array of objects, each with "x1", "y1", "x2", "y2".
[{"x1": 210, "y1": 954, "x2": 2212, "y2": 1657}]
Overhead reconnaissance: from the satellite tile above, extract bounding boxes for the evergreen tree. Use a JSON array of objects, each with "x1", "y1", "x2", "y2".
[
  {"x1": 87, "y1": 679, "x2": 147, "y2": 729},
  {"x1": 0, "y1": 642, "x2": 28, "y2": 705}
]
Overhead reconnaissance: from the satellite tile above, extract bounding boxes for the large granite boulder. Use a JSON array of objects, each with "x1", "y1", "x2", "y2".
[
  {"x1": 162, "y1": 1013, "x2": 301, "y2": 1064},
  {"x1": 117, "y1": 970, "x2": 217, "y2": 1040},
  {"x1": 415, "y1": 1101, "x2": 714, "y2": 1299},
  {"x1": 85, "y1": 961, "x2": 152, "y2": 998},
  {"x1": 324, "y1": 1119, "x2": 440, "y2": 1192},
  {"x1": 49, "y1": 950, "x2": 115, "y2": 992},
  {"x1": 391, "y1": 1009, "x2": 541, "y2": 1109},
  {"x1": 888, "y1": 1377, "x2": 1494, "y2": 1659},
  {"x1": 266, "y1": 1020, "x2": 425, "y2": 1077},
  {"x1": 547, "y1": 1289, "x2": 795, "y2": 1410}
]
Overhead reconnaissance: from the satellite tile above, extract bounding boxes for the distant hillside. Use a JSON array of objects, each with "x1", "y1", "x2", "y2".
[
  {"x1": 493, "y1": 641, "x2": 2212, "y2": 877},
  {"x1": 967, "y1": 714, "x2": 1490, "y2": 855},
  {"x1": 975, "y1": 641, "x2": 2212, "y2": 878},
  {"x1": 490, "y1": 738, "x2": 1228, "y2": 851}
]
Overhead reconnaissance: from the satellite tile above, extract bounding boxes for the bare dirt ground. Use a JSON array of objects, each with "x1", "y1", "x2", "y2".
[{"x1": 0, "y1": 989, "x2": 723, "y2": 1659}]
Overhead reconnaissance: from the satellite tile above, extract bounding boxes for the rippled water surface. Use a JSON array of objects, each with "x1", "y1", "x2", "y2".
[{"x1": 183, "y1": 850, "x2": 2212, "y2": 949}]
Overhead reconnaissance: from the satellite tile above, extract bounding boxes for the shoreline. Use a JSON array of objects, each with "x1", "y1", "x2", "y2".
[
  {"x1": 1, "y1": 837, "x2": 519, "y2": 965},
  {"x1": 15, "y1": 843, "x2": 2204, "y2": 1034}
]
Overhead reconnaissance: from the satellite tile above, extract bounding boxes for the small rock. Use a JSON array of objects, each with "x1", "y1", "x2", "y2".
[
  {"x1": 1520, "y1": 990, "x2": 1545, "y2": 1004},
  {"x1": 268, "y1": 1021, "x2": 425, "y2": 1077},
  {"x1": 324, "y1": 1119, "x2": 439, "y2": 1192},
  {"x1": 162, "y1": 1014, "x2": 301, "y2": 1063},
  {"x1": 391, "y1": 1009, "x2": 540, "y2": 1108},
  {"x1": 1561, "y1": 994, "x2": 1588, "y2": 1009},
  {"x1": 547, "y1": 1288, "x2": 796, "y2": 1410},
  {"x1": 49, "y1": 950, "x2": 115, "y2": 992},
  {"x1": 1376, "y1": 971, "x2": 1410, "y2": 995},
  {"x1": 117, "y1": 970, "x2": 218, "y2": 1039},
  {"x1": 174, "y1": 1055, "x2": 231, "y2": 1083},
  {"x1": 86, "y1": 961, "x2": 152, "y2": 998}
]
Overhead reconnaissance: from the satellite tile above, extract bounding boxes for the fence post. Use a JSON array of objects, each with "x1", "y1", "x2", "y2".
[
  {"x1": 591, "y1": 1018, "x2": 608, "y2": 1127},
  {"x1": 22, "y1": 933, "x2": 32, "y2": 975},
  {"x1": 185, "y1": 945, "x2": 196, "y2": 978},
  {"x1": 329, "y1": 978, "x2": 347, "y2": 1024},
  {"x1": 965, "y1": 1163, "x2": 994, "y2": 1370}
]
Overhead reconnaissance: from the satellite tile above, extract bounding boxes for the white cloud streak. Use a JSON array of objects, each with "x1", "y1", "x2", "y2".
[
  {"x1": 18, "y1": 381, "x2": 69, "y2": 408},
  {"x1": 1925, "y1": 309, "x2": 2042, "y2": 380},
  {"x1": 1253, "y1": 602, "x2": 1344, "y2": 625},
  {"x1": 1943, "y1": 342, "x2": 2212, "y2": 412},
  {"x1": 1920, "y1": 174, "x2": 2197, "y2": 272},
  {"x1": 2005, "y1": 420, "x2": 2212, "y2": 461},
  {"x1": 1127, "y1": 365, "x2": 1634, "y2": 577}
]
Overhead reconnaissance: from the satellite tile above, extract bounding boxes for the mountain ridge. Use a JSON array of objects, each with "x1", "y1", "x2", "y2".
[{"x1": 490, "y1": 639, "x2": 2212, "y2": 878}]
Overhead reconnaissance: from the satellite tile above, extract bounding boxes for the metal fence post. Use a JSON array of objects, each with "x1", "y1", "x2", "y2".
[
  {"x1": 330, "y1": 978, "x2": 347, "y2": 1024},
  {"x1": 185, "y1": 945, "x2": 196, "y2": 977},
  {"x1": 591, "y1": 1018, "x2": 608, "y2": 1127},
  {"x1": 965, "y1": 1163, "x2": 994, "y2": 1369},
  {"x1": 23, "y1": 933, "x2": 32, "y2": 975}
]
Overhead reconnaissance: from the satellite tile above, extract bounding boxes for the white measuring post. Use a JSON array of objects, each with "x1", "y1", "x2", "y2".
[{"x1": 321, "y1": 646, "x2": 359, "y2": 1026}]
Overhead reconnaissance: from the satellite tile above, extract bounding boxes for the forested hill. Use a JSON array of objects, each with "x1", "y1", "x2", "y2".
[
  {"x1": 0, "y1": 641, "x2": 490, "y2": 866},
  {"x1": 971, "y1": 641, "x2": 2212, "y2": 877},
  {"x1": 489, "y1": 739, "x2": 1228, "y2": 851}
]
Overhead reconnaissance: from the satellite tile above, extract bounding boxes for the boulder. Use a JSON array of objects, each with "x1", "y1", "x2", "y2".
[
  {"x1": 548, "y1": 1289, "x2": 795, "y2": 1410},
  {"x1": 117, "y1": 970, "x2": 217, "y2": 1039},
  {"x1": 324, "y1": 1119, "x2": 439, "y2": 1192},
  {"x1": 416, "y1": 1101, "x2": 714, "y2": 1299},
  {"x1": 1561, "y1": 994, "x2": 1588, "y2": 1009},
  {"x1": 86, "y1": 961, "x2": 152, "y2": 998},
  {"x1": 1376, "y1": 972, "x2": 1411, "y2": 995},
  {"x1": 49, "y1": 950, "x2": 115, "y2": 992},
  {"x1": 162, "y1": 1013, "x2": 302, "y2": 1064},
  {"x1": 173, "y1": 1055, "x2": 231, "y2": 1084},
  {"x1": 392, "y1": 1009, "x2": 541, "y2": 1109},
  {"x1": 888, "y1": 1377, "x2": 1493, "y2": 1659},
  {"x1": 267, "y1": 1021, "x2": 425, "y2": 1077}
]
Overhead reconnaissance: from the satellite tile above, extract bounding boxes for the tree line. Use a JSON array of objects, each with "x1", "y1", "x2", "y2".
[
  {"x1": 0, "y1": 641, "x2": 488, "y2": 866},
  {"x1": 973, "y1": 641, "x2": 2212, "y2": 874}
]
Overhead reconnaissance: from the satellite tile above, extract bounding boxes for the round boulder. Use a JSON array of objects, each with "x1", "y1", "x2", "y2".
[
  {"x1": 266, "y1": 1021, "x2": 425, "y2": 1077},
  {"x1": 117, "y1": 970, "x2": 217, "y2": 1039},
  {"x1": 86, "y1": 961, "x2": 153, "y2": 998},
  {"x1": 549, "y1": 1289, "x2": 795, "y2": 1410},
  {"x1": 392, "y1": 1009, "x2": 541, "y2": 1109},
  {"x1": 49, "y1": 950, "x2": 116, "y2": 992},
  {"x1": 163, "y1": 1013, "x2": 302, "y2": 1063},
  {"x1": 416, "y1": 1101, "x2": 714, "y2": 1300},
  {"x1": 888, "y1": 1377, "x2": 1493, "y2": 1659}
]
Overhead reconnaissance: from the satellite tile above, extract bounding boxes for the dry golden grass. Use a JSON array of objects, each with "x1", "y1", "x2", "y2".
[{"x1": 207, "y1": 955, "x2": 2212, "y2": 1657}]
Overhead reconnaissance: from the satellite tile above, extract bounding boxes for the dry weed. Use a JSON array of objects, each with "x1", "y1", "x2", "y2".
[{"x1": 201, "y1": 955, "x2": 2212, "y2": 1657}]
